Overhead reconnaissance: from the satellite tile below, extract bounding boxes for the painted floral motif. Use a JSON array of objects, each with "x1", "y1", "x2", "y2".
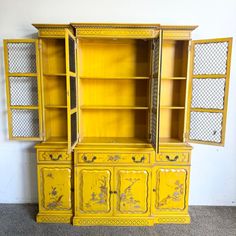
[
  {"x1": 120, "y1": 178, "x2": 141, "y2": 210},
  {"x1": 85, "y1": 176, "x2": 108, "y2": 208},
  {"x1": 47, "y1": 186, "x2": 63, "y2": 209},
  {"x1": 158, "y1": 180, "x2": 184, "y2": 207}
]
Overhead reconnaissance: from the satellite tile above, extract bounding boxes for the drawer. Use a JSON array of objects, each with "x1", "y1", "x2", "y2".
[
  {"x1": 157, "y1": 152, "x2": 190, "y2": 164},
  {"x1": 38, "y1": 150, "x2": 72, "y2": 163},
  {"x1": 76, "y1": 152, "x2": 151, "y2": 164}
]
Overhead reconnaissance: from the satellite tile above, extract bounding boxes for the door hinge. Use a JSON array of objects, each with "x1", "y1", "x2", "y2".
[
  {"x1": 38, "y1": 41, "x2": 42, "y2": 50},
  {"x1": 188, "y1": 42, "x2": 192, "y2": 52},
  {"x1": 184, "y1": 132, "x2": 189, "y2": 141}
]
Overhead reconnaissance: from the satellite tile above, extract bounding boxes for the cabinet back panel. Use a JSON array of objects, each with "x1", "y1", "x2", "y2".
[
  {"x1": 81, "y1": 110, "x2": 148, "y2": 138},
  {"x1": 160, "y1": 80, "x2": 186, "y2": 107},
  {"x1": 78, "y1": 39, "x2": 151, "y2": 77},
  {"x1": 159, "y1": 109, "x2": 184, "y2": 141},
  {"x1": 44, "y1": 76, "x2": 67, "y2": 106},
  {"x1": 80, "y1": 79, "x2": 149, "y2": 107},
  {"x1": 45, "y1": 108, "x2": 67, "y2": 140},
  {"x1": 42, "y1": 39, "x2": 66, "y2": 74},
  {"x1": 161, "y1": 40, "x2": 188, "y2": 77}
]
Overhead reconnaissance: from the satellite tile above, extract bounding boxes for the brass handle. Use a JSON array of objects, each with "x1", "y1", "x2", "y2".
[
  {"x1": 49, "y1": 154, "x2": 62, "y2": 161},
  {"x1": 82, "y1": 155, "x2": 96, "y2": 163},
  {"x1": 132, "y1": 156, "x2": 145, "y2": 163},
  {"x1": 109, "y1": 191, "x2": 117, "y2": 194},
  {"x1": 166, "y1": 155, "x2": 179, "y2": 162}
]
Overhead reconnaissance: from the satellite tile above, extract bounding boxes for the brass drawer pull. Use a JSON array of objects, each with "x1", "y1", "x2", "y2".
[
  {"x1": 109, "y1": 191, "x2": 117, "y2": 194},
  {"x1": 82, "y1": 155, "x2": 97, "y2": 163},
  {"x1": 166, "y1": 155, "x2": 179, "y2": 162},
  {"x1": 49, "y1": 154, "x2": 62, "y2": 161},
  {"x1": 132, "y1": 156, "x2": 145, "y2": 163}
]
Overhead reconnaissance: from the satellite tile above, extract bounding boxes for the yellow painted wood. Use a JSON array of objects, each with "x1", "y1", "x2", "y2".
[
  {"x1": 114, "y1": 167, "x2": 151, "y2": 216},
  {"x1": 76, "y1": 152, "x2": 150, "y2": 164},
  {"x1": 5, "y1": 23, "x2": 233, "y2": 226},
  {"x1": 152, "y1": 166, "x2": 190, "y2": 214},
  {"x1": 4, "y1": 39, "x2": 43, "y2": 141},
  {"x1": 37, "y1": 164, "x2": 72, "y2": 213},
  {"x1": 75, "y1": 166, "x2": 113, "y2": 216},
  {"x1": 187, "y1": 37, "x2": 232, "y2": 145}
]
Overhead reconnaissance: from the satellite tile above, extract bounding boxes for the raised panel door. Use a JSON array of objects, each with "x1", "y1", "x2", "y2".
[
  {"x1": 114, "y1": 167, "x2": 151, "y2": 216},
  {"x1": 38, "y1": 165, "x2": 72, "y2": 213},
  {"x1": 153, "y1": 166, "x2": 189, "y2": 213},
  {"x1": 75, "y1": 167, "x2": 113, "y2": 216}
]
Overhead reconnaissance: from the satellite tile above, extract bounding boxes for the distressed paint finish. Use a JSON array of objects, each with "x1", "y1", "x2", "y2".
[
  {"x1": 116, "y1": 169, "x2": 149, "y2": 214},
  {"x1": 40, "y1": 167, "x2": 72, "y2": 211},
  {"x1": 79, "y1": 169, "x2": 112, "y2": 214},
  {"x1": 155, "y1": 168, "x2": 188, "y2": 210}
]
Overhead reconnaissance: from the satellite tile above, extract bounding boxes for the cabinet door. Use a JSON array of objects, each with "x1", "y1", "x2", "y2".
[
  {"x1": 187, "y1": 38, "x2": 232, "y2": 145},
  {"x1": 4, "y1": 39, "x2": 43, "y2": 140},
  {"x1": 65, "y1": 29, "x2": 78, "y2": 151},
  {"x1": 38, "y1": 165, "x2": 72, "y2": 213},
  {"x1": 114, "y1": 167, "x2": 151, "y2": 216},
  {"x1": 75, "y1": 167, "x2": 113, "y2": 216},
  {"x1": 150, "y1": 33, "x2": 162, "y2": 154},
  {"x1": 152, "y1": 166, "x2": 189, "y2": 213}
]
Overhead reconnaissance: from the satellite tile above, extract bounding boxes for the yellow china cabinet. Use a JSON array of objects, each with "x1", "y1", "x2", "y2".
[{"x1": 3, "y1": 23, "x2": 232, "y2": 226}]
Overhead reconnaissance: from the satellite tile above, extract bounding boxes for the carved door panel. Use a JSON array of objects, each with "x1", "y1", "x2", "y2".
[
  {"x1": 38, "y1": 165, "x2": 72, "y2": 213},
  {"x1": 153, "y1": 166, "x2": 190, "y2": 213},
  {"x1": 75, "y1": 167, "x2": 113, "y2": 216},
  {"x1": 114, "y1": 167, "x2": 151, "y2": 216}
]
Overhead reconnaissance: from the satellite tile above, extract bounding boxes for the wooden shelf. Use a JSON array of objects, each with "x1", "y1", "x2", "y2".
[
  {"x1": 160, "y1": 106, "x2": 185, "y2": 109},
  {"x1": 80, "y1": 137, "x2": 150, "y2": 145},
  {"x1": 80, "y1": 76, "x2": 150, "y2": 80},
  {"x1": 159, "y1": 137, "x2": 183, "y2": 143},
  {"x1": 45, "y1": 105, "x2": 67, "y2": 109},
  {"x1": 44, "y1": 73, "x2": 66, "y2": 77},
  {"x1": 46, "y1": 136, "x2": 67, "y2": 143},
  {"x1": 161, "y1": 77, "x2": 186, "y2": 80},
  {"x1": 80, "y1": 105, "x2": 149, "y2": 110}
]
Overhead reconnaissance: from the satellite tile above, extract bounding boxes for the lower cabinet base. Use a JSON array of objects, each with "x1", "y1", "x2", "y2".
[
  {"x1": 37, "y1": 213, "x2": 72, "y2": 224},
  {"x1": 73, "y1": 217, "x2": 155, "y2": 226},
  {"x1": 36, "y1": 213, "x2": 190, "y2": 226},
  {"x1": 155, "y1": 214, "x2": 191, "y2": 224},
  {"x1": 72, "y1": 213, "x2": 190, "y2": 226}
]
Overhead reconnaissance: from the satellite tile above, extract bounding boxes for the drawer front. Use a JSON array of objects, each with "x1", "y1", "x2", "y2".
[
  {"x1": 38, "y1": 150, "x2": 72, "y2": 163},
  {"x1": 76, "y1": 152, "x2": 150, "y2": 164},
  {"x1": 157, "y1": 152, "x2": 189, "y2": 164}
]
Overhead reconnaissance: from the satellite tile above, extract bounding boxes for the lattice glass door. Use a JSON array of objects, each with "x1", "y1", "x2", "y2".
[
  {"x1": 4, "y1": 39, "x2": 43, "y2": 140},
  {"x1": 65, "y1": 30, "x2": 78, "y2": 151},
  {"x1": 150, "y1": 32, "x2": 162, "y2": 153},
  {"x1": 188, "y1": 38, "x2": 232, "y2": 145}
]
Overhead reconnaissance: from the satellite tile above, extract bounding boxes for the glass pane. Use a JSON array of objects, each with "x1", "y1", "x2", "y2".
[
  {"x1": 70, "y1": 76, "x2": 76, "y2": 109},
  {"x1": 69, "y1": 36, "x2": 75, "y2": 73},
  {"x1": 71, "y1": 112, "x2": 77, "y2": 145}
]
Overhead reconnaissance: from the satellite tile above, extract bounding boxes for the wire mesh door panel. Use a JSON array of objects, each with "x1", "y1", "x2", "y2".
[
  {"x1": 4, "y1": 39, "x2": 42, "y2": 140},
  {"x1": 65, "y1": 30, "x2": 78, "y2": 151},
  {"x1": 188, "y1": 38, "x2": 232, "y2": 145},
  {"x1": 150, "y1": 33, "x2": 162, "y2": 153}
]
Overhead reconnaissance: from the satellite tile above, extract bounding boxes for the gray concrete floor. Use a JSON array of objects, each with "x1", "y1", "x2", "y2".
[{"x1": 0, "y1": 204, "x2": 235, "y2": 236}]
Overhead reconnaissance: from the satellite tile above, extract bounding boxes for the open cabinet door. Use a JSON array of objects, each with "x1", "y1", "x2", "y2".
[
  {"x1": 65, "y1": 29, "x2": 78, "y2": 152},
  {"x1": 4, "y1": 39, "x2": 43, "y2": 141},
  {"x1": 150, "y1": 31, "x2": 162, "y2": 153},
  {"x1": 187, "y1": 38, "x2": 232, "y2": 145}
]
